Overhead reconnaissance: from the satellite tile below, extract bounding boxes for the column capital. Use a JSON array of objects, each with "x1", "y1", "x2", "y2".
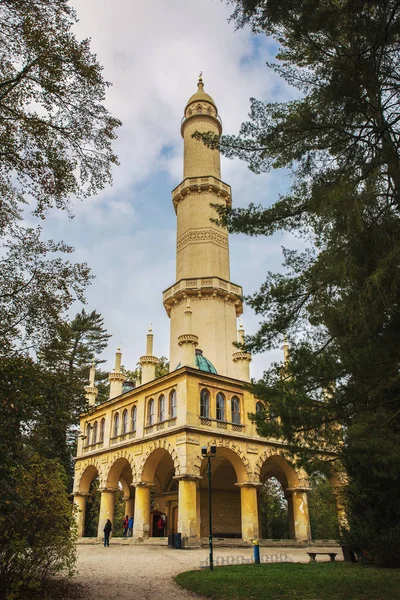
[
  {"x1": 173, "y1": 474, "x2": 202, "y2": 482},
  {"x1": 98, "y1": 487, "x2": 118, "y2": 493},
  {"x1": 132, "y1": 481, "x2": 155, "y2": 489},
  {"x1": 73, "y1": 491, "x2": 90, "y2": 497},
  {"x1": 235, "y1": 481, "x2": 263, "y2": 489},
  {"x1": 108, "y1": 372, "x2": 125, "y2": 383},
  {"x1": 287, "y1": 487, "x2": 311, "y2": 493}
]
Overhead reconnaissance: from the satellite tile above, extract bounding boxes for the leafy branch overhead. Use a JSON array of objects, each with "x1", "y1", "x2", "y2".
[{"x1": 0, "y1": 0, "x2": 121, "y2": 217}]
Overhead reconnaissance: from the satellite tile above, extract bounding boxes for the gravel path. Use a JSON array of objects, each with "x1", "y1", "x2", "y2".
[{"x1": 75, "y1": 543, "x2": 342, "y2": 600}]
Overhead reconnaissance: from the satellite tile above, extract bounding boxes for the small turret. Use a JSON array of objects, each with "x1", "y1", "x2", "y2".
[
  {"x1": 84, "y1": 361, "x2": 99, "y2": 406},
  {"x1": 108, "y1": 346, "x2": 125, "y2": 399},
  {"x1": 232, "y1": 323, "x2": 252, "y2": 382},
  {"x1": 140, "y1": 326, "x2": 159, "y2": 384},
  {"x1": 177, "y1": 300, "x2": 199, "y2": 368}
]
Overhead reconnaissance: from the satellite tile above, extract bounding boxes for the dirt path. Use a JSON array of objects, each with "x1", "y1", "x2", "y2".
[{"x1": 75, "y1": 543, "x2": 342, "y2": 600}]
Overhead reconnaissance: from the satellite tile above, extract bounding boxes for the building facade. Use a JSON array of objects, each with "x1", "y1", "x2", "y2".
[{"x1": 73, "y1": 78, "x2": 319, "y2": 544}]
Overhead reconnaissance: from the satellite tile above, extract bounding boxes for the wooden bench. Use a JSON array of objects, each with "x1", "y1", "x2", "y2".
[{"x1": 307, "y1": 552, "x2": 337, "y2": 562}]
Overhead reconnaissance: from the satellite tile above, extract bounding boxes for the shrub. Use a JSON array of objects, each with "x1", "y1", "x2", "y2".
[{"x1": 0, "y1": 453, "x2": 77, "y2": 599}]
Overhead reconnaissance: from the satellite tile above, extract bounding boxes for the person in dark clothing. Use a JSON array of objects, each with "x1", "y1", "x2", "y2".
[{"x1": 103, "y1": 519, "x2": 112, "y2": 547}]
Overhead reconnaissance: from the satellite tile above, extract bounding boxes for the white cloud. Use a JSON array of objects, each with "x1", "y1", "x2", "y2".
[{"x1": 40, "y1": 0, "x2": 298, "y2": 377}]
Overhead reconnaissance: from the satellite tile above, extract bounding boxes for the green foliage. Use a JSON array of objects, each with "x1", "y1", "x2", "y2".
[
  {"x1": 308, "y1": 474, "x2": 340, "y2": 540},
  {"x1": 120, "y1": 356, "x2": 170, "y2": 387},
  {"x1": 39, "y1": 309, "x2": 111, "y2": 378},
  {"x1": 0, "y1": 452, "x2": 77, "y2": 599},
  {"x1": 259, "y1": 478, "x2": 289, "y2": 539},
  {"x1": 208, "y1": 0, "x2": 400, "y2": 565},
  {"x1": 0, "y1": 0, "x2": 121, "y2": 217},
  {"x1": 176, "y1": 562, "x2": 400, "y2": 600},
  {"x1": 113, "y1": 490, "x2": 128, "y2": 537},
  {"x1": 0, "y1": 1, "x2": 119, "y2": 595},
  {"x1": 0, "y1": 0, "x2": 120, "y2": 353},
  {"x1": 83, "y1": 477, "x2": 100, "y2": 537}
]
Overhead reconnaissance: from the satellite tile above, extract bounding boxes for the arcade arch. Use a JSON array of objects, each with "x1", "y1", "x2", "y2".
[
  {"x1": 135, "y1": 447, "x2": 179, "y2": 538},
  {"x1": 257, "y1": 454, "x2": 311, "y2": 541}
]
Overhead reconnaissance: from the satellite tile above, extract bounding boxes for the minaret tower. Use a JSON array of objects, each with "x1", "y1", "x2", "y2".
[{"x1": 163, "y1": 76, "x2": 243, "y2": 377}]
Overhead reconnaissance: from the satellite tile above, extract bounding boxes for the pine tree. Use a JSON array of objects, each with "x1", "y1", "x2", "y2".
[{"x1": 210, "y1": 0, "x2": 400, "y2": 564}]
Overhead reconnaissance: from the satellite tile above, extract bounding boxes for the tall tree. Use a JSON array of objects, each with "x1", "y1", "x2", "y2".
[
  {"x1": 0, "y1": 0, "x2": 121, "y2": 353},
  {"x1": 0, "y1": 0, "x2": 120, "y2": 217},
  {"x1": 201, "y1": 0, "x2": 400, "y2": 565},
  {"x1": 35, "y1": 310, "x2": 111, "y2": 477}
]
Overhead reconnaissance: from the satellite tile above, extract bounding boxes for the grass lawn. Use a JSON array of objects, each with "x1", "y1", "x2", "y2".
[{"x1": 175, "y1": 562, "x2": 400, "y2": 600}]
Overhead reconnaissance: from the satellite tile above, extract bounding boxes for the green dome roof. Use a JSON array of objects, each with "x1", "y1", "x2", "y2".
[{"x1": 175, "y1": 349, "x2": 217, "y2": 374}]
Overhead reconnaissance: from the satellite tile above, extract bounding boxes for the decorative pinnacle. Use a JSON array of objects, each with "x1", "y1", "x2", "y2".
[
  {"x1": 148, "y1": 324, "x2": 152, "y2": 334},
  {"x1": 198, "y1": 71, "x2": 204, "y2": 90}
]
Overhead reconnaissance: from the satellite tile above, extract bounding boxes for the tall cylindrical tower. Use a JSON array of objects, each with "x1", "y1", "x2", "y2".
[{"x1": 163, "y1": 77, "x2": 243, "y2": 377}]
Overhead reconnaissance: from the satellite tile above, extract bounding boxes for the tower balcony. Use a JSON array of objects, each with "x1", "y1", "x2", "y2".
[
  {"x1": 163, "y1": 276, "x2": 243, "y2": 317},
  {"x1": 172, "y1": 176, "x2": 232, "y2": 214}
]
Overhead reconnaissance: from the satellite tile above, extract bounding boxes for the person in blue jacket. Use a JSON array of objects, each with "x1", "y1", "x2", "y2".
[{"x1": 128, "y1": 515, "x2": 134, "y2": 537}]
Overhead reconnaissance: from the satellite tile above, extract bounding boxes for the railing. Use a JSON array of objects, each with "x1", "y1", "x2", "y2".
[
  {"x1": 145, "y1": 417, "x2": 177, "y2": 434},
  {"x1": 82, "y1": 440, "x2": 104, "y2": 453},
  {"x1": 199, "y1": 417, "x2": 245, "y2": 432}
]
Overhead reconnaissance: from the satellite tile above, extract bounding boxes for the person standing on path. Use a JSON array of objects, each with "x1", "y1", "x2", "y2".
[
  {"x1": 103, "y1": 519, "x2": 112, "y2": 547},
  {"x1": 122, "y1": 515, "x2": 129, "y2": 537},
  {"x1": 128, "y1": 515, "x2": 134, "y2": 537}
]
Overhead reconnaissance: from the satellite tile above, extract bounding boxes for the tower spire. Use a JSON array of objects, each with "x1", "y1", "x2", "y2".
[
  {"x1": 140, "y1": 326, "x2": 158, "y2": 384},
  {"x1": 163, "y1": 81, "x2": 243, "y2": 377},
  {"x1": 84, "y1": 361, "x2": 99, "y2": 406},
  {"x1": 108, "y1": 346, "x2": 125, "y2": 399}
]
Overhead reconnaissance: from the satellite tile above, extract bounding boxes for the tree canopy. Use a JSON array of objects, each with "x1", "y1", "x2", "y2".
[
  {"x1": 0, "y1": 2, "x2": 120, "y2": 594},
  {"x1": 0, "y1": 0, "x2": 120, "y2": 217},
  {"x1": 0, "y1": 0, "x2": 121, "y2": 354},
  {"x1": 204, "y1": 0, "x2": 400, "y2": 565}
]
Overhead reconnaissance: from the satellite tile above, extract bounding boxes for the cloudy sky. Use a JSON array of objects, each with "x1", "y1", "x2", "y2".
[{"x1": 46, "y1": 0, "x2": 300, "y2": 378}]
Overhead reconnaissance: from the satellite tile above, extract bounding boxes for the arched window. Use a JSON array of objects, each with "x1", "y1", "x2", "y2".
[
  {"x1": 200, "y1": 388, "x2": 210, "y2": 418},
  {"x1": 216, "y1": 392, "x2": 225, "y2": 421},
  {"x1": 148, "y1": 399, "x2": 154, "y2": 426},
  {"x1": 122, "y1": 409, "x2": 128, "y2": 434},
  {"x1": 158, "y1": 394, "x2": 166, "y2": 422},
  {"x1": 131, "y1": 405, "x2": 137, "y2": 432},
  {"x1": 256, "y1": 401, "x2": 263, "y2": 414},
  {"x1": 170, "y1": 390, "x2": 177, "y2": 418},
  {"x1": 99, "y1": 418, "x2": 105, "y2": 442},
  {"x1": 92, "y1": 421, "x2": 98, "y2": 444},
  {"x1": 113, "y1": 412, "x2": 119, "y2": 437},
  {"x1": 231, "y1": 396, "x2": 241, "y2": 424},
  {"x1": 85, "y1": 423, "x2": 91, "y2": 446},
  {"x1": 196, "y1": 103, "x2": 202, "y2": 113}
]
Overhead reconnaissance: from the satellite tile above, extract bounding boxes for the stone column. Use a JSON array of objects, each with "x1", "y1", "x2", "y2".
[
  {"x1": 176, "y1": 475, "x2": 200, "y2": 540},
  {"x1": 196, "y1": 485, "x2": 201, "y2": 538},
  {"x1": 285, "y1": 492, "x2": 296, "y2": 539},
  {"x1": 236, "y1": 482, "x2": 261, "y2": 540},
  {"x1": 125, "y1": 497, "x2": 134, "y2": 518},
  {"x1": 133, "y1": 483, "x2": 153, "y2": 538},
  {"x1": 73, "y1": 493, "x2": 88, "y2": 538},
  {"x1": 289, "y1": 487, "x2": 311, "y2": 541},
  {"x1": 165, "y1": 500, "x2": 171, "y2": 535},
  {"x1": 97, "y1": 488, "x2": 117, "y2": 538}
]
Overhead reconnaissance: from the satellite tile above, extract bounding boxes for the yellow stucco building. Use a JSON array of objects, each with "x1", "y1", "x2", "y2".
[{"x1": 73, "y1": 77, "x2": 324, "y2": 545}]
